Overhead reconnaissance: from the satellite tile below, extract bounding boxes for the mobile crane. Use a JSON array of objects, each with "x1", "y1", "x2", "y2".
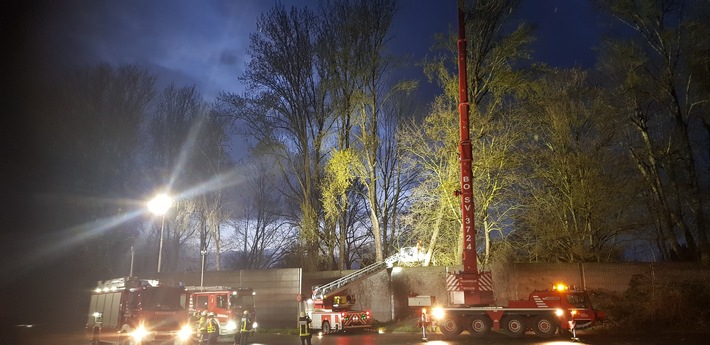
[{"x1": 406, "y1": 1, "x2": 605, "y2": 339}]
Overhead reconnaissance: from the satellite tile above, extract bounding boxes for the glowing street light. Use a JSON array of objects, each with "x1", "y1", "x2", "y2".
[{"x1": 149, "y1": 193, "x2": 173, "y2": 273}]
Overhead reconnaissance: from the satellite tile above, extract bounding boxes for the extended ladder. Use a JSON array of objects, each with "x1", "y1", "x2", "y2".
[
  {"x1": 311, "y1": 248, "x2": 423, "y2": 300},
  {"x1": 311, "y1": 260, "x2": 386, "y2": 300}
]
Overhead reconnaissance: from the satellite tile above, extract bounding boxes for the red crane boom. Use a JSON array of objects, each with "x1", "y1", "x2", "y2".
[{"x1": 454, "y1": 0, "x2": 494, "y2": 306}]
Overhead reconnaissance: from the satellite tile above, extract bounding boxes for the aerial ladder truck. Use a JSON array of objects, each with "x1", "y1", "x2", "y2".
[{"x1": 305, "y1": 248, "x2": 425, "y2": 334}]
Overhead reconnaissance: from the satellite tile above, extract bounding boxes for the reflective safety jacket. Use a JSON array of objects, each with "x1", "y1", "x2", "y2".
[
  {"x1": 198, "y1": 316, "x2": 207, "y2": 332},
  {"x1": 298, "y1": 316, "x2": 311, "y2": 337},
  {"x1": 207, "y1": 318, "x2": 217, "y2": 333},
  {"x1": 241, "y1": 315, "x2": 252, "y2": 332}
]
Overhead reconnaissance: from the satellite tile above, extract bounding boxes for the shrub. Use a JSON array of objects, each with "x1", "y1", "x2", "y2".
[{"x1": 596, "y1": 273, "x2": 710, "y2": 331}]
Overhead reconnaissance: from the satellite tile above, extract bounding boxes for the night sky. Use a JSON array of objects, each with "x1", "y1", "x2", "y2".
[
  {"x1": 9, "y1": 0, "x2": 602, "y2": 99},
  {"x1": 2, "y1": 0, "x2": 606, "y2": 335}
]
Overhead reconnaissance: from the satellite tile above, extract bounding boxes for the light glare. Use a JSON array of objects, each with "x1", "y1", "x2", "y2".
[{"x1": 148, "y1": 193, "x2": 173, "y2": 215}]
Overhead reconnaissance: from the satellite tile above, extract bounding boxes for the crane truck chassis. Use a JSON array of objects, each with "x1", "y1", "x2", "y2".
[{"x1": 411, "y1": 283, "x2": 605, "y2": 339}]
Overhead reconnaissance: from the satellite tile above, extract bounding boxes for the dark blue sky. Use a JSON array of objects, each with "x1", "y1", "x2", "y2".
[
  {"x1": 518, "y1": 0, "x2": 603, "y2": 68},
  {"x1": 15, "y1": 0, "x2": 604, "y2": 100}
]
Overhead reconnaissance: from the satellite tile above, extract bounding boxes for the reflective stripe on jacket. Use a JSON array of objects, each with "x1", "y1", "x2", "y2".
[
  {"x1": 207, "y1": 318, "x2": 217, "y2": 333},
  {"x1": 241, "y1": 316, "x2": 251, "y2": 332},
  {"x1": 298, "y1": 317, "x2": 311, "y2": 336}
]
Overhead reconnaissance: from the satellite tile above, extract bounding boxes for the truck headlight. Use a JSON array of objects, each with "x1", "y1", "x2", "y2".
[
  {"x1": 432, "y1": 307, "x2": 445, "y2": 320},
  {"x1": 131, "y1": 325, "x2": 148, "y2": 341},
  {"x1": 226, "y1": 320, "x2": 237, "y2": 331},
  {"x1": 178, "y1": 325, "x2": 192, "y2": 341}
]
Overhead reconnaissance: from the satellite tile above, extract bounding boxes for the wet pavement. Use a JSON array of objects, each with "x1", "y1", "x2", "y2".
[{"x1": 11, "y1": 329, "x2": 709, "y2": 345}]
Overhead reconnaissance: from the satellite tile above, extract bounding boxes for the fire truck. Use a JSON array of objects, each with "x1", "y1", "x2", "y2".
[
  {"x1": 303, "y1": 294, "x2": 372, "y2": 334},
  {"x1": 185, "y1": 286, "x2": 257, "y2": 336},
  {"x1": 405, "y1": 1, "x2": 605, "y2": 340},
  {"x1": 85, "y1": 277, "x2": 193, "y2": 345}
]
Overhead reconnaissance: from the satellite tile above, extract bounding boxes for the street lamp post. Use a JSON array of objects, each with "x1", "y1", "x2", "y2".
[
  {"x1": 200, "y1": 248, "x2": 207, "y2": 288},
  {"x1": 129, "y1": 245, "x2": 134, "y2": 277},
  {"x1": 148, "y1": 193, "x2": 173, "y2": 273},
  {"x1": 157, "y1": 216, "x2": 166, "y2": 273}
]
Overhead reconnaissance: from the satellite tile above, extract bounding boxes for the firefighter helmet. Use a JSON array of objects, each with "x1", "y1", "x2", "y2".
[
  {"x1": 208, "y1": 312, "x2": 215, "y2": 317},
  {"x1": 201, "y1": 310, "x2": 208, "y2": 316},
  {"x1": 244, "y1": 310, "x2": 249, "y2": 315}
]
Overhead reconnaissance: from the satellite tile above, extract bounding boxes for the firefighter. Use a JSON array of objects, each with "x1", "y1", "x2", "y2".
[
  {"x1": 297, "y1": 311, "x2": 312, "y2": 345},
  {"x1": 418, "y1": 308, "x2": 430, "y2": 342},
  {"x1": 197, "y1": 310, "x2": 209, "y2": 343},
  {"x1": 236, "y1": 310, "x2": 252, "y2": 345},
  {"x1": 207, "y1": 312, "x2": 219, "y2": 345}
]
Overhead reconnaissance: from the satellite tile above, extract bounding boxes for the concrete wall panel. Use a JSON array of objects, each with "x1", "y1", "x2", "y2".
[{"x1": 158, "y1": 268, "x2": 301, "y2": 329}]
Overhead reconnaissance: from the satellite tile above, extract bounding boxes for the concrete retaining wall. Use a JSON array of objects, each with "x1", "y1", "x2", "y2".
[{"x1": 156, "y1": 262, "x2": 710, "y2": 327}]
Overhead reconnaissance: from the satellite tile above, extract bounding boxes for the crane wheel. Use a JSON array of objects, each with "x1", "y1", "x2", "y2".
[
  {"x1": 533, "y1": 315, "x2": 557, "y2": 338},
  {"x1": 502, "y1": 315, "x2": 526, "y2": 338},
  {"x1": 438, "y1": 316, "x2": 463, "y2": 339},
  {"x1": 466, "y1": 315, "x2": 492, "y2": 337}
]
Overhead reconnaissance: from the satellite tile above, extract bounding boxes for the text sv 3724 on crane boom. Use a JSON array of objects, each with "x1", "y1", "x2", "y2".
[{"x1": 406, "y1": 1, "x2": 605, "y2": 340}]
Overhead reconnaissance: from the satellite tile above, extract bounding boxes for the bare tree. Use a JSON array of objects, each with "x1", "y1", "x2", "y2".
[
  {"x1": 346, "y1": 0, "x2": 400, "y2": 264},
  {"x1": 399, "y1": 97, "x2": 464, "y2": 266},
  {"x1": 315, "y1": 0, "x2": 365, "y2": 269},
  {"x1": 150, "y1": 85, "x2": 230, "y2": 271},
  {"x1": 220, "y1": 3, "x2": 330, "y2": 271},
  {"x1": 376, "y1": 88, "x2": 420, "y2": 258},
  {"x1": 596, "y1": 0, "x2": 710, "y2": 261},
  {"x1": 226, "y1": 154, "x2": 292, "y2": 269},
  {"x1": 315, "y1": 0, "x2": 407, "y2": 267},
  {"x1": 513, "y1": 68, "x2": 639, "y2": 262},
  {"x1": 38, "y1": 63, "x2": 156, "y2": 276}
]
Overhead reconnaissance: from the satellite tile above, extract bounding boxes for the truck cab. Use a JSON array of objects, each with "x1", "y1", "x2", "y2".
[{"x1": 187, "y1": 286, "x2": 256, "y2": 335}]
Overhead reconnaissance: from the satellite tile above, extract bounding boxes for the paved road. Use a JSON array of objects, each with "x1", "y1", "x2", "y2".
[
  {"x1": 11, "y1": 329, "x2": 709, "y2": 345},
  {"x1": 272, "y1": 331, "x2": 707, "y2": 345}
]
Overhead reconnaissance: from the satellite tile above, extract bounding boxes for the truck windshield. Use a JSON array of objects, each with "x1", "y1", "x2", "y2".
[
  {"x1": 141, "y1": 287, "x2": 185, "y2": 310},
  {"x1": 566, "y1": 292, "x2": 589, "y2": 308},
  {"x1": 230, "y1": 294, "x2": 254, "y2": 310}
]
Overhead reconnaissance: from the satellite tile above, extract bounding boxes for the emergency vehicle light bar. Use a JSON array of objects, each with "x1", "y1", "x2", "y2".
[
  {"x1": 95, "y1": 277, "x2": 159, "y2": 292},
  {"x1": 184, "y1": 286, "x2": 238, "y2": 292}
]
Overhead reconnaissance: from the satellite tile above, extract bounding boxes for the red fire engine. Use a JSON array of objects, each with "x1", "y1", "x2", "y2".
[
  {"x1": 185, "y1": 286, "x2": 257, "y2": 336},
  {"x1": 85, "y1": 277, "x2": 193, "y2": 344},
  {"x1": 304, "y1": 294, "x2": 372, "y2": 334},
  {"x1": 406, "y1": 1, "x2": 605, "y2": 339}
]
